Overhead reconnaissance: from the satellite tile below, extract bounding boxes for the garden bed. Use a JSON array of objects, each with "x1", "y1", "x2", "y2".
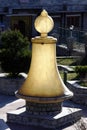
[
  {"x1": 56, "y1": 56, "x2": 78, "y2": 66},
  {"x1": 67, "y1": 80, "x2": 87, "y2": 105},
  {"x1": 0, "y1": 73, "x2": 27, "y2": 95},
  {"x1": 79, "y1": 80, "x2": 87, "y2": 87}
]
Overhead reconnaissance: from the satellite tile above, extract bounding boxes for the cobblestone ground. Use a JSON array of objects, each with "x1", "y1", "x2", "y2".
[{"x1": 0, "y1": 94, "x2": 87, "y2": 130}]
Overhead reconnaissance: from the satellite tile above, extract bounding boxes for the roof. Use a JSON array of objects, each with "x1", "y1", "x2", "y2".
[
  {"x1": 0, "y1": 0, "x2": 87, "y2": 8},
  {"x1": 0, "y1": 0, "x2": 87, "y2": 14}
]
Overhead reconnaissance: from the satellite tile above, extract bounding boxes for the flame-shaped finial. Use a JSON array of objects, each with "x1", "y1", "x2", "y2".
[{"x1": 34, "y1": 9, "x2": 54, "y2": 37}]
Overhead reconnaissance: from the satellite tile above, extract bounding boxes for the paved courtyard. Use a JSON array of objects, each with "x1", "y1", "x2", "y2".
[{"x1": 0, "y1": 94, "x2": 87, "y2": 130}]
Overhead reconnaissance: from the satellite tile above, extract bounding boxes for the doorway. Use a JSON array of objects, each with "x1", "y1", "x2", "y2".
[{"x1": 18, "y1": 20, "x2": 25, "y2": 36}]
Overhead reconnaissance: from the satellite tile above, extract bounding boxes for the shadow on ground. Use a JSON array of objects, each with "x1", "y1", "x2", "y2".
[{"x1": 0, "y1": 94, "x2": 17, "y2": 108}]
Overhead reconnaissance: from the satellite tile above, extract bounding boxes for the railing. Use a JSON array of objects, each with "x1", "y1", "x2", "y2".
[{"x1": 52, "y1": 27, "x2": 86, "y2": 54}]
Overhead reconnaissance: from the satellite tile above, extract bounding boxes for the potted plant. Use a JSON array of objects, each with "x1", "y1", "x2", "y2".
[{"x1": 0, "y1": 30, "x2": 31, "y2": 95}]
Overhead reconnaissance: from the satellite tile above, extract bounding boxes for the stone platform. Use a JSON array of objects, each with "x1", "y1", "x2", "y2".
[{"x1": 7, "y1": 106, "x2": 82, "y2": 129}]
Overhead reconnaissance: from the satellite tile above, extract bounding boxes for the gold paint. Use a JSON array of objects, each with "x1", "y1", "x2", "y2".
[
  {"x1": 18, "y1": 37, "x2": 72, "y2": 98},
  {"x1": 34, "y1": 9, "x2": 54, "y2": 37},
  {"x1": 16, "y1": 10, "x2": 73, "y2": 103}
]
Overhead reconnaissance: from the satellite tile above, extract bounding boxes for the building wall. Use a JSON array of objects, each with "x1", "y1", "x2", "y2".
[
  {"x1": 83, "y1": 13, "x2": 87, "y2": 31},
  {"x1": 0, "y1": 0, "x2": 87, "y2": 39},
  {"x1": 0, "y1": 0, "x2": 87, "y2": 9}
]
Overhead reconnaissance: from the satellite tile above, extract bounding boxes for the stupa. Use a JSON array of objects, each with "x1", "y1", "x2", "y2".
[{"x1": 7, "y1": 10, "x2": 81, "y2": 129}]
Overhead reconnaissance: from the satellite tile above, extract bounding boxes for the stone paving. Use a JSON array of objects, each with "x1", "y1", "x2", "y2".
[{"x1": 0, "y1": 94, "x2": 87, "y2": 130}]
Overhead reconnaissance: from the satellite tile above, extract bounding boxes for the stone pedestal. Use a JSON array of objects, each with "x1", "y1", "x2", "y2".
[
  {"x1": 7, "y1": 106, "x2": 82, "y2": 129},
  {"x1": 26, "y1": 102, "x2": 62, "y2": 115}
]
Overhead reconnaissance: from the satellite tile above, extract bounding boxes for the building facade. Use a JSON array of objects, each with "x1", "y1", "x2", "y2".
[{"x1": 0, "y1": 0, "x2": 87, "y2": 39}]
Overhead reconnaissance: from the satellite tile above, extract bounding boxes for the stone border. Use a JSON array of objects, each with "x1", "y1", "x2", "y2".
[{"x1": 67, "y1": 80, "x2": 87, "y2": 105}]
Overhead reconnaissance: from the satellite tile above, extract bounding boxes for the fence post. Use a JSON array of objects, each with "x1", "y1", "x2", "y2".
[{"x1": 64, "y1": 71, "x2": 67, "y2": 85}]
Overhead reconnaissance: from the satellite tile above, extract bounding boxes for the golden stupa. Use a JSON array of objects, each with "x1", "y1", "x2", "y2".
[{"x1": 16, "y1": 10, "x2": 73, "y2": 103}]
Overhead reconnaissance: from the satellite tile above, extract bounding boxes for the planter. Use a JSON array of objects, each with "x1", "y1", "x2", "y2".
[
  {"x1": 67, "y1": 80, "x2": 87, "y2": 105},
  {"x1": 0, "y1": 73, "x2": 26, "y2": 95}
]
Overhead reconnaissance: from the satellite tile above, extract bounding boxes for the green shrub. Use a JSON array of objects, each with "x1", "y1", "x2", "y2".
[
  {"x1": 79, "y1": 80, "x2": 87, "y2": 87},
  {"x1": 75, "y1": 66, "x2": 87, "y2": 79},
  {"x1": 80, "y1": 55, "x2": 87, "y2": 65},
  {"x1": 0, "y1": 30, "x2": 31, "y2": 77}
]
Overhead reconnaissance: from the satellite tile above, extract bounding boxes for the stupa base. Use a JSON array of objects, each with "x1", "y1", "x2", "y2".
[
  {"x1": 26, "y1": 101, "x2": 62, "y2": 115},
  {"x1": 16, "y1": 92, "x2": 73, "y2": 103},
  {"x1": 7, "y1": 106, "x2": 82, "y2": 129}
]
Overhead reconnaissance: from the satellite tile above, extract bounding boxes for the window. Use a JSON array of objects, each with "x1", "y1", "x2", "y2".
[{"x1": 66, "y1": 15, "x2": 81, "y2": 28}]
